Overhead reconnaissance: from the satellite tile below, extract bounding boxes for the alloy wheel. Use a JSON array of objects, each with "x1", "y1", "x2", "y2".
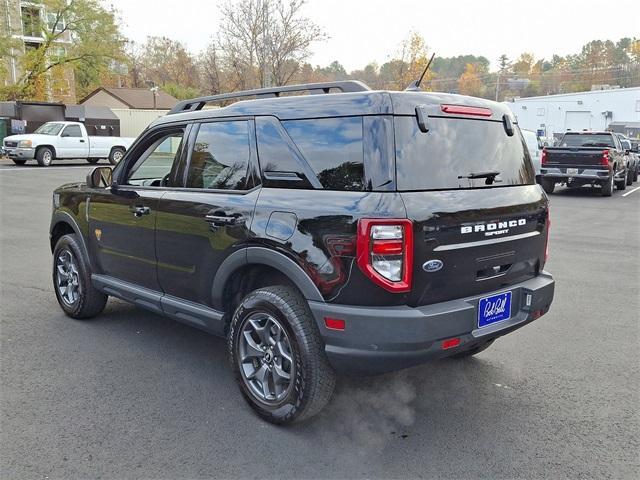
[
  {"x1": 237, "y1": 312, "x2": 295, "y2": 404},
  {"x1": 55, "y1": 249, "x2": 81, "y2": 305}
]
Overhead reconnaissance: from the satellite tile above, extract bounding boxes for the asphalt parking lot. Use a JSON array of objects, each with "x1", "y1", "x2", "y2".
[{"x1": 1, "y1": 158, "x2": 639, "y2": 479}]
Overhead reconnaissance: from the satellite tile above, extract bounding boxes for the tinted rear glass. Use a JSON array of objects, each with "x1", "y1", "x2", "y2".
[
  {"x1": 559, "y1": 134, "x2": 616, "y2": 148},
  {"x1": 395, "y1": 117, "x2": 534, "y2": 191},
  {"x1": 282, "y1": 117, "x2": 365, "y2": 191}
]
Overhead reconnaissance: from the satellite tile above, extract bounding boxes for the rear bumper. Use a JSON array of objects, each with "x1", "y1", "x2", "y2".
[
  {"x1": 309, "y1": 271, "x2": 554, "y2": 375},
  {"x1": 540, "y1": 167, "x2": 620, "y2": 181}
]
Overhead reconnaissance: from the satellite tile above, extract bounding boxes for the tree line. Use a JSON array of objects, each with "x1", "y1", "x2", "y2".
[{"x1": 1, "y1": 0, "x2": 639, "y2": 103}]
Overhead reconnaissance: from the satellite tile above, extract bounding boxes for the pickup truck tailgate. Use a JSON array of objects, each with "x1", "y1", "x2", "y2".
[{"x1": 544, "y1": 147, "x2": 605, "y2": 166}]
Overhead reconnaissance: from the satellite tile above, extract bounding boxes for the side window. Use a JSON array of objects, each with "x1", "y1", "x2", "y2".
[
  {"x1": 255, "y1": 117, "x2": 316, "y2": 189},
  {"x1": 282, "y1": 117, "x2": 365, "y2": 191},
  {"x1": 126, "y1": 129, "x2": 185, "y2": 186},
  {"x1": 186, "y1": 121, "x2": 251, "y2": 190},
  {"x1": 62, "y1": 125, "x2": 82, "y2": 137}
]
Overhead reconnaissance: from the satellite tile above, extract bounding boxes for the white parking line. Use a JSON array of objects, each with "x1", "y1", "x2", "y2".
[{"x1": 622, "y1": 185, "x2": 640, "y2": 197}]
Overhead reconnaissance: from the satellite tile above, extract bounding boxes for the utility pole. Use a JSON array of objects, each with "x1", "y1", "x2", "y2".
[
  {"x1": 495, "y1": 73, "x2": 500, "y2": 101},
  {"x1": 150, "y1": 86, "x2": 159, "y2": 110}
]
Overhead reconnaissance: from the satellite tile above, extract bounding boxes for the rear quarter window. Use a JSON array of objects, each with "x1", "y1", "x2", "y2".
[
  {"x1": 395, "y1": 116, "x2": 534, "y2": 191},
  {"x1": 282, "y1": 117, "x2": 365, "y2": 191}
]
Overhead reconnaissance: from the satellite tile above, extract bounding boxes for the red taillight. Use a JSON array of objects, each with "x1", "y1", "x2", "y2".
[
  {"x1": 601, "y1": 149, "x2": 610, "y2": 168},
  {"x1": 544, "y1": 208, "x2": 550, "y2": 264},
  {"x1": 441, "y1": 104, "x2": 492, "y2": 117},
  {"x1": 371, "y1": 240, "x2": 404, "y2": 255},
  {"x1": 356, "y1": 219, "x2": 413, "y2": 293},
  {"x1": 541, "y1": 148, "x2": 548, "y2": 165}
]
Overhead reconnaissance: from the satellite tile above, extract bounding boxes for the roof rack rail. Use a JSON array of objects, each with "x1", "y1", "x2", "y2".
[{"x1": 167, "y1": 80, "x2": 370, "y2": 115}]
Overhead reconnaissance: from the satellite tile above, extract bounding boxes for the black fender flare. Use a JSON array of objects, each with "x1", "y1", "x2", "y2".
[
  {"x1": 50, "y1": 211, "x2": 92, "y2": 268},
  {"x1": 211, "y1": 246, "x2": 324, "y2": 310}
]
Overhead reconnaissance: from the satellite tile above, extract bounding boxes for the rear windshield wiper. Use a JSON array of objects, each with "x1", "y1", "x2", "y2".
[{"x1": 458, "y1": 171, "x2": 501, "y2": 185}]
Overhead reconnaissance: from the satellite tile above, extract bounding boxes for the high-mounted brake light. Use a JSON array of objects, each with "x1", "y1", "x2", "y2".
[
  {"x1": 357, "y1": 219, "x2": 413, "y2": 293},
  {"x1": 541, "y1": 148, "x2": 548, "y2": 165},
  {"x1": 441, "y1": 104, "x2": 492, "y2": 117},
  {"x1": 600, "y1": 149, "x2": 610, "y2": 168}
]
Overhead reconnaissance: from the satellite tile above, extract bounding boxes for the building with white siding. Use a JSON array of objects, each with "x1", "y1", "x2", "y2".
[{"x1": 505, "y1": 87, "x2": 640, "y2": 141}]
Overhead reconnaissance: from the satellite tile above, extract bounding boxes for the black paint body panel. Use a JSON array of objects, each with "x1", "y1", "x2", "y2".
[{"x1": 50, "y1": 87, "x2": 554, "y2": 374}]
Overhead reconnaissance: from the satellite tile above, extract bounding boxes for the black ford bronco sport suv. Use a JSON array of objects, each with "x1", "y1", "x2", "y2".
[{"x1": 50, "y1": 81, "x2": 555, "y2": 424}]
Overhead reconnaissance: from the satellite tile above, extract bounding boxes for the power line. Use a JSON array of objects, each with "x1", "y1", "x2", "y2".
[{"x1": 426, "y1": 64, "x2": 639, "y2": 85}]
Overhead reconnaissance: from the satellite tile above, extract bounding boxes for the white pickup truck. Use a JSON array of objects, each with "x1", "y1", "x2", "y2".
[{"x1": 2, "y1": 121, "x2": 135, "y2": 167}]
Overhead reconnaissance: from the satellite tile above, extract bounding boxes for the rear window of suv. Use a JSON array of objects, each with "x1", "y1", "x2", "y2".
[{"x1": 395, "y1": 116, "x2": 534, "y2": 191}]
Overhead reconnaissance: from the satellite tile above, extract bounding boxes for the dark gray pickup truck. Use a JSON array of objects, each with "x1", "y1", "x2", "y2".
[{"x1": 540, "y1": 131, "x2": 634, "y2": 196}]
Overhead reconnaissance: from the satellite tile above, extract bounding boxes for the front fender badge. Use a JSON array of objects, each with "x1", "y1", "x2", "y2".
[
  {"x1": 422, "y1": 259, "x2": 443, "y2": 272},
  {"x1": 94, "y1": 228, "x2": 102, "y2": 241}
]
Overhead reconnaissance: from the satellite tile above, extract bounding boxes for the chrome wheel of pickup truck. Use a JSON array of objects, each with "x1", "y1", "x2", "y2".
[
  {"x1": 36, "y1": 147, "x2": 53, "y2": 167},
  {"x1": 238, "y1": 312, "x2": 294, "y2": 404},
  {"x1": 108, "y1": 147, "x2": 125, "y2": 165},
  {"x1": 55, "y1": 249, "x2": 80, "y2": 306}
]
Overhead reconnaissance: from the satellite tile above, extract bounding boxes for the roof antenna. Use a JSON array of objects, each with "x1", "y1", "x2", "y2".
[{"x1": 405, "y1": 53, "x2": 436, "y2": 91}]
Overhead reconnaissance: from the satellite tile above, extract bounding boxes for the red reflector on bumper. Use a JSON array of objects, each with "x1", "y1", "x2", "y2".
[
  {"x1": 324, "y1": 317, "x2": 345, "y2": 331},
  {"x1": 531, "y1": 309, "x2": 545, "y2": 320},
  {"x1": 441, "y1": 337, "x2": 461, "y2": 350}
]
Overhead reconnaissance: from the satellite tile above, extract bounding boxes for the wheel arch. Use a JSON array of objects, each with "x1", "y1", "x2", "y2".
[
  {"x1": 36, "y1": 144, "x2": 56, "y2": 158},
  {"x1": 109, "y1": 145, "x2": 126, "y2": 154},
  {"x1": 212, "y1": 246, "x2": 324, "y2": 320},
  {"x1": 50, "y1": 212, "x2": 92, "y2": 268}
]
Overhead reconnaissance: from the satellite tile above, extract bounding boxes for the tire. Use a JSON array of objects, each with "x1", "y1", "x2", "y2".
[
  {"x1": 36, "y1": 146, "x2": 53, "y2": 167},
  {"x1": 626, "y1": 166, "x2": 634, "y2": 186},
  {"x1": 540, "y1": 178, "x2": 555, "y2": 194},
  {"x1": 52, "y1": 234, "x2": 107, "y2": 319},
  {"x1": 616, "y1": 170, "x2": 626, "y2": 191},
  {"x1": 601, "y1": 174, "x2": 614, "y2": 197},
  {"x1": 634, "y1": 166, "x2": 638, "y2": 183},
  {"x1": 108, "y1": 147, "x2": 125, "y2": 165},
  {"x1": 228, "y1": 285, "x2": 336, "y2": 424},
  {"x1": 86, "y1": 158, "x2": 100, "y2": 164},
  {"x1": 12, "y1": 159, "x2": 27, "y2": 165},
  {"x1": 449, "y1": 339, "x2": 495, "y2": 359}
]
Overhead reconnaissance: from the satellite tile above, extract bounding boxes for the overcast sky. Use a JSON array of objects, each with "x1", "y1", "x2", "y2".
[{"x1": 107, "y1": 0, "x2": 640, "y2": 71}]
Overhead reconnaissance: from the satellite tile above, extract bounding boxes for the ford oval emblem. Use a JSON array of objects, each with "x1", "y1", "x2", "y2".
[{"x1": 422, "y1": 259, "x2": 443, "y2": 273}]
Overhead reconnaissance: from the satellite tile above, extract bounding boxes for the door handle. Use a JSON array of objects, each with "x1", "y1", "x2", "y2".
[
  {"x1": 79, "y1": 139, "x2": 85, "y2": 143},
  {"x1": 205, "y1": 214, "x2": 239, "y2": 226},
  {"x1": 131, "y1": 206, "x2": 150, "y2": 217}
]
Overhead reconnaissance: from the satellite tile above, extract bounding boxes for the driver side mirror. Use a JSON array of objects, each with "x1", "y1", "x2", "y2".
[{"x1": 87, "y1": 166, "x2": 113, "y2": 188}]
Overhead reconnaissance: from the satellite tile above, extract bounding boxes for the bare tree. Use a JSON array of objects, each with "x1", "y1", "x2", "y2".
[
  {"x1": 200, "y1": 42, "x2": 224, "y2": 94},
  {"x1": 218, "y1": 0, "x2": 325, "y2": 89}
]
